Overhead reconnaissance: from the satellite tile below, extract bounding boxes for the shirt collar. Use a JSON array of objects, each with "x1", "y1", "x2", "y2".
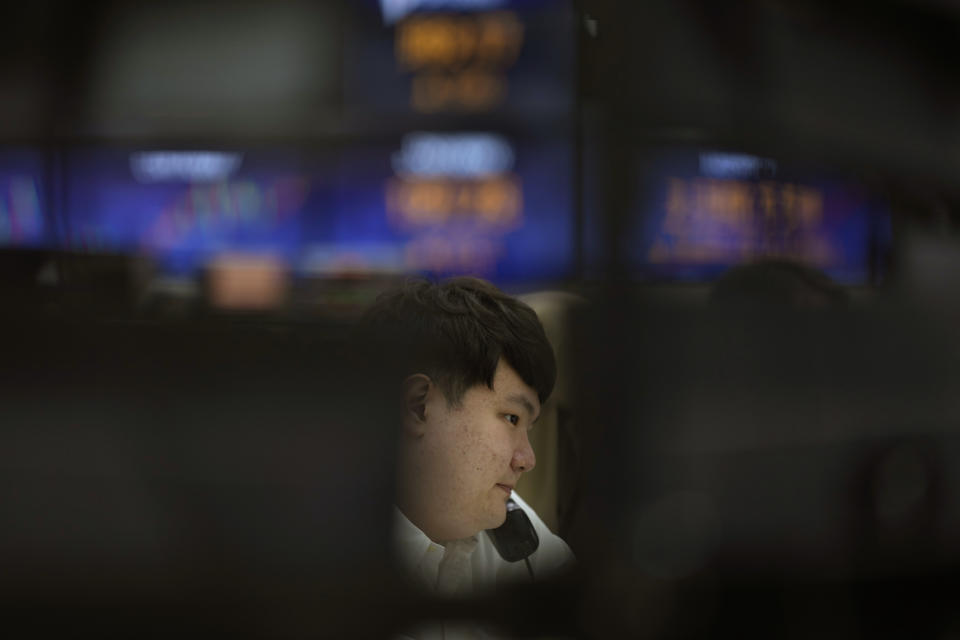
[
  {"x1": 393, "y1": 507, "x2": 436, "y2": 576},
  {"x1": 393, "y1": 507, "x2": 480, "y2": 593}
]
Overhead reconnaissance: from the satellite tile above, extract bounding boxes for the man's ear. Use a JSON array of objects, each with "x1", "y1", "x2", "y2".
[{"x1": 402, "y1": 374, "x2": 432, "y2": 436}]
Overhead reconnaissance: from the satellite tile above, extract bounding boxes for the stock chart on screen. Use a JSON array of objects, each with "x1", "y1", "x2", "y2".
[{"x1": 62, "y1": 148, "x2": 331, "y2": 275}]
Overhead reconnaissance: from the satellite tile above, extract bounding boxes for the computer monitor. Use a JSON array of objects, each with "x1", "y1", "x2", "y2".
[
  {"x1": 62, "y1": 147, "x2": 333, "y2": 276},
  {"x1": 583, "y1": 146, "x2": 892, "y2": 286},
  {"x1": 631, "y1": 148, "x2": 892, "y2": 285},
  {"x1": 310, "y1": 132, "x2": 574, "y2": 286}
]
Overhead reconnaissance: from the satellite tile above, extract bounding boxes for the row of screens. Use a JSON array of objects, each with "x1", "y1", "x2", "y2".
[
  {"x1": 5, "y1": 139, "x2": 574, "y2": 285},
  {"x1": 0, "y1": 144, "x2": 890, "y2": 286}
]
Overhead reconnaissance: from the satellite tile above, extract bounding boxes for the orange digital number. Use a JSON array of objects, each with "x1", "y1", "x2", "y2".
[
  {"x1": 385, "y1": 176, "x2": 523, "y2": 230},
  {"x1": 396, "y1": 11, "x2": 523, "y2": 71}
]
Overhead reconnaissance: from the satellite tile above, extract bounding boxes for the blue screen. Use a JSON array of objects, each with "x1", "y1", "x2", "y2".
[
  {"x1": 60, "y1": 139, "x2": 574, "y2": 286},
  {"x1": 612, "y1": 148, "x2": 891, "y2": 285},
  {"x1": 305, "y1": 135, "x2": 574, "y2": 284},
  {"x1": 63, "y1": 148, "x2": 333, "y2": 275}
]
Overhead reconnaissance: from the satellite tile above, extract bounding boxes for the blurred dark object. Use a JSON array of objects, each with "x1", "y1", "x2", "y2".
[
  {"x1": 710, "y1": 259, "x2": 849, "y2": 309},
  {"x1": 0, "y1": 309, "x2": 400, "y2": 638},
  {"x1": 0, "y1": 248, "x2": 143, "y2": 314},
  {"x1": 573, "y1": 0, "x2": 960, "y2": 616},
  {"x1": 570, "y1": 299, "x2": 960, "y2": 638},
  {"x1": 582, "y1": 0, "x2": 960, "y2": 185}
]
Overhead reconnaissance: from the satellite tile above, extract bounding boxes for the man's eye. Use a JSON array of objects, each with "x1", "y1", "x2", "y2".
[{"x1": 505, "y1": 414, "x2": 520, "y2": 426}]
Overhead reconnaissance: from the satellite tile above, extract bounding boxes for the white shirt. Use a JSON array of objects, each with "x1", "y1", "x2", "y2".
[{"x1": 393, "y1": 492, "x2": 575, "y2": 638}]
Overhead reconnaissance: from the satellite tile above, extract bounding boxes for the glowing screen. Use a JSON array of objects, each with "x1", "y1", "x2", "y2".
[
  {"x1": 346, "y1": 0, "x2": 573, "y2": 118},
  {"x1": 63, "y1": 148, "x2": 329, "y2": 275},
  {"x1": 61, "y1": 139, "x2": 573, "y2": 285},
  {"x1": 304, "y1": 134, "x2": 574, "y2": 284},
  {"x1": 630, "y1": 149, "x2": 891, "y2": 284}
]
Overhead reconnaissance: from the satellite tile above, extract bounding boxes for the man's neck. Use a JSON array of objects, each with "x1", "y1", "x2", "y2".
[{"x1": 394, "y1": 501, "x2": 474, "y2": 545}]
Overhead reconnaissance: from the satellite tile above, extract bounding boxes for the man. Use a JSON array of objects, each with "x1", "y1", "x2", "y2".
[{"x1": 361, "y1": 277, "x2": 574, "y2": 601}]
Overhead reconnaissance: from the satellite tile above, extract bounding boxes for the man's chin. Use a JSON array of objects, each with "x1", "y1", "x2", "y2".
[{"x1": 484, "y1": 504, "x2": 508, "y2": 531}]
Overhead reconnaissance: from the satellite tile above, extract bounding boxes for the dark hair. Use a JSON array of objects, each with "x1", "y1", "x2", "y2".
[{"x1": 359, "y1": 277, "x2": 556, "y2": 406}]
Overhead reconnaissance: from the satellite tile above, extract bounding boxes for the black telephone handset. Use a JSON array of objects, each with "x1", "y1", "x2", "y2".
[{"x1": 486, "y1": 498, "x2": 539, "y2": 577}]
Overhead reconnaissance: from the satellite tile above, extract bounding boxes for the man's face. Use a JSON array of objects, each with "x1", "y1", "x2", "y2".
[{"x1": 413, "y1": 359, "x2": 540, "y2": 542}]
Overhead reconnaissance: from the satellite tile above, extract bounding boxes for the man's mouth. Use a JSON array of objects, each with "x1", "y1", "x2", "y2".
[{"x1": 496, "y1": 483, "x2": 513, "y2": 494}]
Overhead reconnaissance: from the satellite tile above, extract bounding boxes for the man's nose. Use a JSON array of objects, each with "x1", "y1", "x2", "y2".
[{"x1": 511, "y1": 431, "x2": 536, "y2": 474}]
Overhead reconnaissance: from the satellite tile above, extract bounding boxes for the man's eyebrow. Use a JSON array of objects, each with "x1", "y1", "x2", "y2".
[{"x1": 507, "y1": 394, "x2": 539, "y2": 422}]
